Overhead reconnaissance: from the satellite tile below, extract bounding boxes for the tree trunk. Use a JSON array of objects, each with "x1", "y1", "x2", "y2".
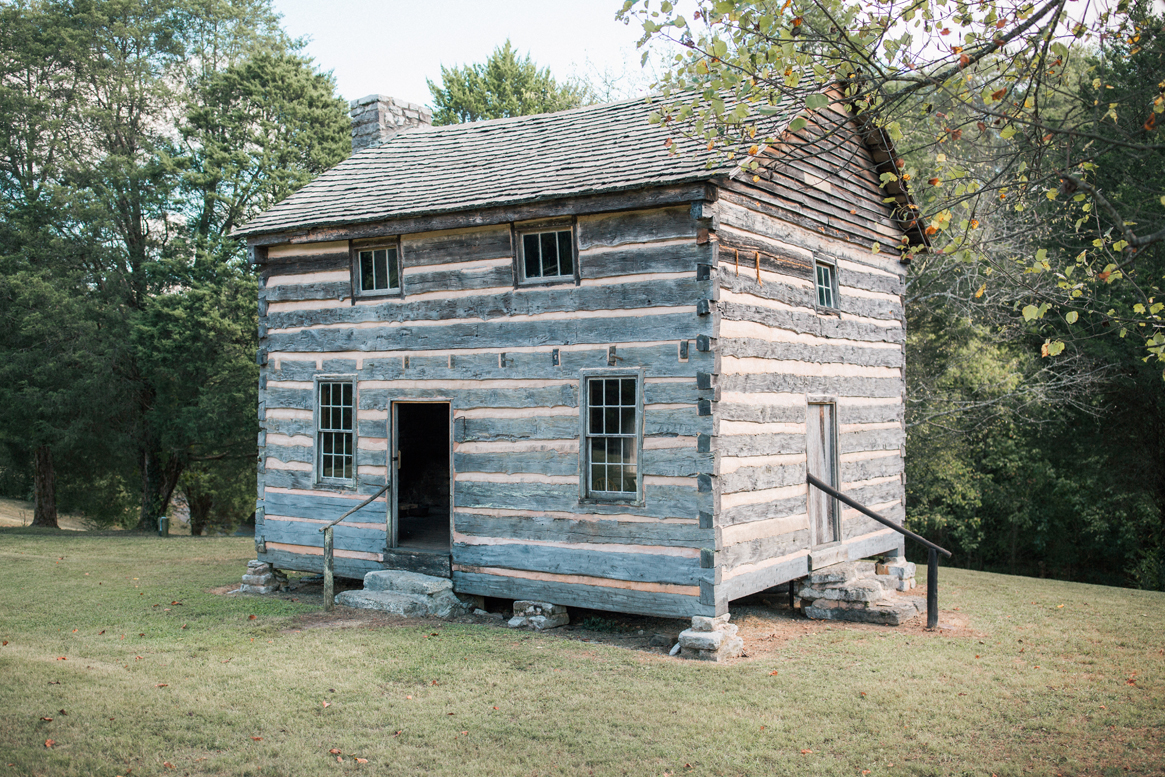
[
  {"x1": 186, "y1": 490, "x2": 214, "y2": 537},
  {"x1": 136, "y1": 446, "x2": 184, "y2": 532},
  {"x1": 31, "y1": 445, "x2": 59, "y2": 529}
]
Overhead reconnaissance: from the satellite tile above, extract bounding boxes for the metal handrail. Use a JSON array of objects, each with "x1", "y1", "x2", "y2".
[
  {"x1": 318, "y1": 484, "x2": 390, "y2": 611},
  {"x1": 806, "y1": 473, "x2": 951, "y2": 629}
]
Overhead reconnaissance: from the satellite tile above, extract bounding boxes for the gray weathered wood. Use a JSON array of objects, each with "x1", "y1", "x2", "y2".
[
  {"x1": 721, "y1": 495, "x2": 808, "y2": 527},
  {"x1": 718, "y1": 373, "x2": 904, "y2": 399},
  {"x1": 451, "y1": 571, "x2": 712, "y2": 618},
  {"x1": 718, "y1": 272, "x2": 902, "y2": 321},
  {"x1": 258, "y1": 547, "x2": 380, "y2": 581},
  {"x1": 718, "y1": 336, "x2": 904, "y2": 368},
  {"x1": 264, "y1": 281, "x2": 351, "y2": 303},
  {"x1": 263, "y1": 491, "x2": 388, "y2": 522},
  {"x1": 714, "y1": 433, "x2": 806, "y2": 457},
  {"x1": 715, "y1": 402, "x2": 805, "y2": 424},
  {"x1": 719, "y1": 461, "x2": 806, "y2": 495},
  {"x1": 454, "y1": 481, "x2": 705, "y2": 521},
  {"x1": 402, "y1": 227, "x2": 512, "y2": 267},
  {"x1": 841, "y1": 455, "x2": 902, "y2": 482},
  {"x1": 722, "y1": 528, "x2": 809, "y2": 569},
  {"x1": 577, "y1": 206, "x2": 696, "y2": 250},
  {"x1": 579, "y1": 242, "x2": 709, "y2": 280},
  {"x1": 266, "y1": 312, "x2": 709, "y2": 354},
  {"x1": 404, "y1": 265, "x2": 513, "y2": 295},
  {"x1": 718, "y1": 552, "x2": 810, "y2": 602},
  {"x1": 718, "y1": 300, "x2": 904, "y2": 344},
  {"x1": 453, "y1": 542, "x2": 702, "y2": 586},
  {"x1": 454, "y1": 511, "x2": 712, "y2": 549},
  {"x1": 840, "y1": 428, "x2": 905, "y2": 454}
]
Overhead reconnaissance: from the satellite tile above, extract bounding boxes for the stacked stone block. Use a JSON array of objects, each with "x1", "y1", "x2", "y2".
[
  {"x1": 876, "y1": 558, "x2": 917, "y2": 590},
  {"x1": 508, "y1": 601, "x2": 569, "y2": 631},
  {"x1": 349, "y1": 95, "x2": 433, "y2": 151},
  {"x1": 336, "y1": 570, "x2": 473, "y2": 618},
  {"x1": 241, "y1": 560, "x2": 286, "y2": 594},
  {"x1": 677, "y1": 614, "x2": 744, "y2": 661},
  {"x1": 797, "y1": 560, "x2": 922, "y2": 626}
]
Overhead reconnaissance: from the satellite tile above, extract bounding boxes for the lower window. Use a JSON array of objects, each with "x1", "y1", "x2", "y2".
[
  {"x1": 585, "y1": 375, "x2": 640, "y2": 497},
  {"x1": 317, "y1": 381, "x2": 354, "y2": 482}
]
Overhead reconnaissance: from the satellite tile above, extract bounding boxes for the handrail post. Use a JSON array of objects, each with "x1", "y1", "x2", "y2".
[
  {"x1": 927, "y1": 547, "x2": 938, "y2": 630},
  {"x1": 324, "y1": 526, "x2": 334, "y2": 612}
]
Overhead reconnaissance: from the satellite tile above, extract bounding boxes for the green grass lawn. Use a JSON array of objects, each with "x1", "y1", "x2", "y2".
[{"x1": 0, "y1": 530, "x2": 1162, "y2": 777}]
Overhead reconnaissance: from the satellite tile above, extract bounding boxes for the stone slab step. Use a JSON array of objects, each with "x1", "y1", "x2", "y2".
[
  {"x1": 804, "y1": 597, "x2": 923, "y2": 626},
  {"x1": 335, "y1": 589, "x2": 432, "y2": 617},
  {"x1": 364, "y1": 569, "x2": 453, "y2": 596},
  {"x1": 806, "y1": 560, "x2": 876, "y2": 585}
]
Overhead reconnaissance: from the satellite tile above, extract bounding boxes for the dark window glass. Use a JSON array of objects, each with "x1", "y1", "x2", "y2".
[
  {"x1": 521, "y1": 228, "x2": 573, "y2": 280},
  {"x1": 359, "y1": 247, "x2": 399, "y2": 293},
  {"x1": 816, "y1": 263, "x2": 837, "y2": 308}
]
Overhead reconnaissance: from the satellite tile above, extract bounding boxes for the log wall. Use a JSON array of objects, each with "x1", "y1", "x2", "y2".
[
  {"x1": 254, "y1": 206, "x2": 719, "y2": 617},
  {"x1": 706, "y1": 150, "x2": 909, "y2": 608}
]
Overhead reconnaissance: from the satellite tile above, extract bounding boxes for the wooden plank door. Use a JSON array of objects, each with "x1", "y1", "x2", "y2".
[{"x1": 807, "y1": 402, "x2": 839, "y2": 546}]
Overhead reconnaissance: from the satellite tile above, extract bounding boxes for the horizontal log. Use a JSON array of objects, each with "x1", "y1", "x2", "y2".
[
  {"x1": 716, "y1": 403, "x2": 806, "y2": 424},
  {"x1": 718, "y1": 337, "x2": 903, "y2": 368},
  {"x1": 718, "y1": 272, "x2": 902, "y2": 322},
  {"x1": 258, "y1": 547, "x2": 380, "y2": 581},
  {"x1": 454, "y1": 512, "x2": 712, "y2": 548},
  {"x1": 840, "y1": 428, "x2": 904, "y2": 454},
  {"x1": 265, "y1": 281, "x2": 350, "y2": 303},
  {"x1": 719, "y1": 300, "x2": 904, "y2": 344},
  {"x1": 453, "y1": 542, "x2": 702, "y2": 586},
  {"x1": 404, "y1": 265, "x2": 513, "y2": 295},
  {"x1": 454, "y1": 481, "x2": 706, "y2": 521},
  {"x1": 720, "y1": 461, "x2": 805, "y2": 495},
  {"x1": 267, "y1": 278, "x2": 709, "y2": 331},
  {"x1": 266, "y1": 312, "x2": 709, "y2": 353},
  {"x1": 263, "y1": 518, "x2": 386, "y2": 554},
  {"x1": 357, "y1": 385, "x2": 579, "y2": 411},
  {"x1": 721, "y1": 495, "x2": 807, "y2": 527},
  {"x1": 451, "y1": 570, "x2": 712, "y2": 618},
  {"x1": 262, "y1": 252, "x2": 349, "y2": 278},
  {"x1": 722, "y1": 529, "x2": 809, "y2": 569},
  {"x1": 718, "y1": 373, "x2": 904, "y2": 399},
  {"x1": 579, "y1": 242, "x2": 710, "y2": 279},
  {"x1": 453, "y1": 447, "x2": 711, "y2": 479},
  {"x1": 264, "y1": 491, "x2": 388, "y2": 523},
  {"x1": 839, "y1": 403, "x2": 902, "y2": 425},
  {"x1": 714, "y1": 433, "x2": 805, "y2": 457},
  {"x1": 577, "y1": 206, "x2": 695, "y2": 250},
  {"x1": 719, "y1": 553, "x2": 809, "y2": 602},
  {"x1": 402, "y1": 226, "x2": 512, "y2": 267},
  {"x1": 842, "y1": 455, "x2": 902, "y2": 482}
]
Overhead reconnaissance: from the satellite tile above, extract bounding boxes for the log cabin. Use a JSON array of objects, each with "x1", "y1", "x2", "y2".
[{"x1": 234, "y1": 92, "x2": 923, "y2": 618}]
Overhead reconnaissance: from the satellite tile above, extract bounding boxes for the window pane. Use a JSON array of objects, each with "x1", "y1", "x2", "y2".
[
  {"x1": 591, "y1": 464, "x2": 607, "y2": 492},
  {"x1": 342, "y1": 383, "x2": 352, "y2": 406},
  {"x1": 342, "y1": 407, "x2": 352, "y2": 431},
  {"x1": 523, "y1": 234, "x2": 541, "y2": 278},
  {"x1": 540, "y1": 232, "x2": 558, "y2": 277},
  {"x1": 386, "y1": 248, "x2": 399, "y2": 289},
  {"x1": 621, "y1": 467, "x2": 637, "y2": 493},
  {"x1": 373, "y1": 250, "x2": 388, "y2": 290},
  {"x1": 589, "y1": 379, "x2": 603, "y2": 407},
  {"x1": 621, "y1": 378, "x2": 635, "y2": 406},
  {"x1": 604, "y1": 408, "x2": 619, "y2": 435},
  {"x1": 604, "y1": 379, "x2": 618, "y2": 405},
  {"x1": 359, "y1": 251, "x2": 375, "y2": 291},
  {"x1": 590, "y1": 437, "x2": 607, "y2": 463},
  {"x1": 589, "y1": 407, "x2": 603, "y2": 434},
  {"x1": 620, "y1": 407, "x2": 635, "y2": 435},
  {"x1": 556, "y1": 231, "x2": 573, "y2": 276}
]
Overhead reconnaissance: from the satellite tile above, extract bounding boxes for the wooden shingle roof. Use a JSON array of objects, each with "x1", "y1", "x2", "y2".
[{"x1": 233, "y1": 94, "x2": 800, "y2": 238}]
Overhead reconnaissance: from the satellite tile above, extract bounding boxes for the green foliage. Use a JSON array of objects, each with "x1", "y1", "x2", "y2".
[
  {"x1": 427, "y1": 40, "x2": 594, "y2": 125},
  {"x1": 0, "y1": 0, "x2": 348, "y2": 530}
]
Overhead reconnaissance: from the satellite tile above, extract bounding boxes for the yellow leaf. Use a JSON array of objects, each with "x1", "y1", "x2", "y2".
[{"x1": 975, "y1": 283, "x2": 986, "y2": 299}]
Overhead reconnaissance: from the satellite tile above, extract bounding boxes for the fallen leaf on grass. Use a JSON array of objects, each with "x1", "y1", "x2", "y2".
[
  {"x1": 460, "y1": 731, "x2": 467, "y2": 736},
  {"x1": 248, "y1": 615, "x2": 256, "y2": 620},
  {"x1": 336, "y1": 756, "x2": 343, "y2": 763},
  {"x1": 56, "y1": 657, "x2": 66, "y2": 661},
  {"x1": 2, "y1": 641, "x2": 7, "y2": 646},
  {"x1": 251, "y1": 736, "x2": 262, "y2": 741},
  {"x1": 138, "y1": 633, "x2": 144, "y2": 637},
  {"x1": 40, "y1": 717, "x2": 52, "y2": 722},
  {"x1": 58, "y1": 710, "x2": 66, "y2": 715},
  {"x1": 769, "y1": 671, "x2": 778, "y2": 676},
  {"x1": 800, "y1": 749, "x2": 813, "y2": 755},
  {"x1": 356, "y1": 758, "x2": 368, "y2": 764},
  {"x1": 492, "y1": 706, "x2": 497, "y2": 710},
  {"x1": 393, "y1": 731, "x2": 402, "y2": 737},
  {"x1": 44, "y1": 739, "x2": 55, "y2": 748},
  {"x1": 405, "y1": 695, "x2": 412, "y2": 700},
  {"x1": 163, "y1": 763, "x2": 174, "y2": 769},
  {"x1": 220, "y1": 659, "x2": 231, "y2": 664},
  {"x1": 47, "y1": 681, "x2": 60, "y2": 685},
  {"x1": 181, "y1": 624, "x2": 187, "y2": 630},
  {"x1": 155, "y1": 684, "x2": 168, "y2": 688},
  {"x1": 322, "y1": 701, "x2": 330, "y2": 708},
  {"x1": 329, "y1": 749, "x2": 342, "y2": 755},
  {"x1": 98, "y1": 631, "x2": 105, "y2": 635}
]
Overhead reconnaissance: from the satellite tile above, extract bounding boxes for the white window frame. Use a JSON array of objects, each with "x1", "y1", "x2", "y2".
[
  {"x1": 314, "y1": 375, "x2": 358, "y2": 487},
  {"x1": 814, "y1": 259, "x2": 839, "y2": 311},
  {"x1": 578, "y1": 369, "x2": 645, "y2": 504},
  {"x1": 515, "y1": 220, "x2": 578, "y2": 286},
  {"x1": 352, "y1": 239, "x2": 402, "y2": 298}
]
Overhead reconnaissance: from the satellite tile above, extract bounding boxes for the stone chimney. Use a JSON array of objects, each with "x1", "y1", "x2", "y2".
[{"x1": 349, "y1": 95, "x2": 432, "y2": 152}]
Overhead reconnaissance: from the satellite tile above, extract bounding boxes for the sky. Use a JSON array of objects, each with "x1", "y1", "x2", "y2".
[{"x1": 269, "y1": 0, "x2": 665, "y2": 108}]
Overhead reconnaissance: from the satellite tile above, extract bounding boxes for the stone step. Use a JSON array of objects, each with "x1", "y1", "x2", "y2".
[
  {"x1": 335, "y1": 589, "x2": 433, "y2": 617},
  {"x1": 363, "y1": 569, "x2": 453, "y2": 596},
  {"x1": 804, "y1": 596, "x2": 922, "y2": 626},
  {"x1": 806, "y1": 560, "x2": 876, "y2": 586}
]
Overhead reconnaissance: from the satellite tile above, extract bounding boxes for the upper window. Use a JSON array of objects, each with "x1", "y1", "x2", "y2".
[
  {"x1": 584, "y1": 375, "x2": 640, "y2": 498},
  {"x1": 815, "y1": 261, "x2": 838, "y2": 309},
  {"x1": 357, "y1": 246, "x2": 400, "y2": 295},
  {"x1": 519, "y1": 228, "x2": 574, "y2": 282},
  {"x1": 317, "y1": 380, "x2": 354, "y2": 483}
]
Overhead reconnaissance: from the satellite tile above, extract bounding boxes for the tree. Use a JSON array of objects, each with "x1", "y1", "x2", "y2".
[
  {"x1": 427, "y1": 40, "x2": 594, "y2": 125},
  {"x1": 618, "y1": 0, "x2": 1165, "y2": 364},
  {"x1": 0, "y1": 0, "x2": 349, "y2": 530}
]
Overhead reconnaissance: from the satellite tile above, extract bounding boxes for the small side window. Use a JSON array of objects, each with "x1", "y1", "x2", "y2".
[
  {"x1": 355, "y1": 244, "x2": 400, "y2": 296},
  {"x1": 583, "y1": 374, "x2": 641, "y2": 499},
  {"x1": 815, "y1": 261, "x2": 838, "y2": 309},
  {"x1": 518, "y1": 227, "x2": 574, "y2": 283}
]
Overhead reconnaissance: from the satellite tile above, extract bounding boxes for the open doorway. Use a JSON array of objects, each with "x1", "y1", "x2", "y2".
[{"x1": 393, "y1": 402, "x2": 451, "y2": 552}]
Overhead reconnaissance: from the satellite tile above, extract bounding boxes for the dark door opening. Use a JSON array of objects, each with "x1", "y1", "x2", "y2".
[{"x1": 393, "y1": 402, "x2": 451, "y2": 552}]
